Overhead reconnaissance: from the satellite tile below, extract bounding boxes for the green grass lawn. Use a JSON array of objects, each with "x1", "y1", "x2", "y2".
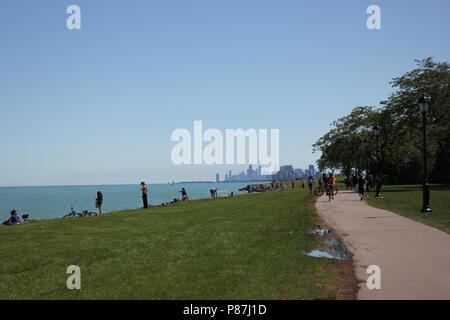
[
  {"x1": 367, "y1": 184, "x2": 450, "y2": 234},
  {"x1": 0, "y1": 185, "x2": 339, "y2": 300}
]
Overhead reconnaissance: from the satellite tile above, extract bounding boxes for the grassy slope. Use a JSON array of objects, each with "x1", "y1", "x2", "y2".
[
  {"x1": 366, "y1": 184, "x2": 450, "y2": 234},
  {"x1": 0, "y1": 185, "x2": 338, "y2": 300}
]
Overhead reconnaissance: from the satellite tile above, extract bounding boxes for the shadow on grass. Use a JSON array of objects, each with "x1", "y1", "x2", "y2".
[{"x1": 380, "y1": 184, "x2": 450, "y2": 193}]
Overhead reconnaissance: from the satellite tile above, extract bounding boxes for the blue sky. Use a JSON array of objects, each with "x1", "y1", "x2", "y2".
[{"x1": 1, "y1": 0, "x2": 449, "y2": 186}]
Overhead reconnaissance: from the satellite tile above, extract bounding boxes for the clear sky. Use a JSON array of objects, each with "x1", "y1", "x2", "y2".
[{"x1": 1, "y1": 0, "x2": 449, "y2": 186}]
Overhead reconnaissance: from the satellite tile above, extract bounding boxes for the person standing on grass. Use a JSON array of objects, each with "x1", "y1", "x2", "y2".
[
  {"x1": 308, "y1": 175, "x2": 314, "y2": 193},
  {"x1": 95, "y1": 191, "x2": 103, "y2": 214},
  {"x1": 291, "y1": 180, "x2": 295, "y2": 189},
  {"x1": 140, "y1": 181, "x2": 149, "y2": 208},
  {"x1": 358, "y1": 175, "x2": 369, "y2": 201},
  {"x1": 180, "y1": 188, "x2": 188, "y2": 201},
  {"x1": 210, "y1": 188, "x2": 217, "y2": 199}
]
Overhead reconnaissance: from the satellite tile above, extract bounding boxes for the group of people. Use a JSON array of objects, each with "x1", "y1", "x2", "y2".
[
  {"x1": 291, "y1": 176, "x2": 316, "y2": 193},
  {"x1": 343, "y1": 173, "x2": 371, "y2": 200},
  {"x1": 240, "y1": 182, "x2": 289, "y2": 193},
  {"x1": 344, "y1": 174, "x2": 372, "y2": 193},
  {"x1": 140, "y1": 181, "x2": 227, "y2": 208},
  {"x1": 2, "y1": 210, "x2": 29, "y2": 226},
  {"x1": 296, "y1": 171, "x2": 371, "y2": 201}
]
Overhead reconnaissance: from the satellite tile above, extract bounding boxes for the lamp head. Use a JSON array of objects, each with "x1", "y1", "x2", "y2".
[
  {"x1": 374, "y1": 126, "x2": 381, "y2": 137},
  {"x1": 418, "y1": 95, "x2": 431, "y2": 113}
]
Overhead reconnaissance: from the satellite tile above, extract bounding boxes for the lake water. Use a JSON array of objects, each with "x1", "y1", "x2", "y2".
[{"x1": 0, "y1": 182, "x2": 268, "y2": 221}]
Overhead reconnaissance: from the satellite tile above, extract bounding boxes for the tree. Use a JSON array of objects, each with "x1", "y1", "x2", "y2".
[{"x1": 314, "y1": 58, "x2": 450, "y2": 184}]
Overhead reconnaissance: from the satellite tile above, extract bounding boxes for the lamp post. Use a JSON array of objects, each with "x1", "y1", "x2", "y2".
[
  {"x1": 364, "y1": 140, "x2": 369, "y2": 176},
  {"x1": 418, "y1": 95, "x2": 432, "y2": 213},
  {"x1": 357, "y1": 146, "x2": 361, "y2": 175},
  {"x1": 374, "y1": 126, "x2": 383, "y2": 198},
  {"x1": 364, "y1": 140, "x2": 370, "y2": 191}
]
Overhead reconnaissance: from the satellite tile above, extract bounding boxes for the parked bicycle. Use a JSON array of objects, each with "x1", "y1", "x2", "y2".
[{"x1": 63, "y1": 206, "x2": 98, "y2": 218}]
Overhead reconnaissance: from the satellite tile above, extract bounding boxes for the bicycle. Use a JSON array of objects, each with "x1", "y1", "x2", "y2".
[
  {"x1": 314, "y1": 185, "x2": 325, "y2": 196},
  {"x1": 63, "y1": 206, "x2": 79, "y2": 218},
  {"x1": 314, "y1": 184, "x2": 338, "y2": 197},
  {"x1": 63, "y1": 206, "x2": 98, "y2": 218}
]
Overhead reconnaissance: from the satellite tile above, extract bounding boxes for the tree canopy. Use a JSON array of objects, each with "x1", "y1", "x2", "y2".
[{"x1": 313, "y1": 58, "x2": 450, "y2": 183}]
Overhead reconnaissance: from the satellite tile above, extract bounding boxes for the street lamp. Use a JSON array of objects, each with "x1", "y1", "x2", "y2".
[
  {"x1": 418, "y1": 95, "x2": 432, "y2": 213},
  {"x1": 364, "y1": 140, "x2": 369, "y2": 176},
  {"x1": 364, "y1": 140, "x2": 370, "y2": 191},
  {"x1": 374, "y1": 126, "x2": 383, "y2": 198}
]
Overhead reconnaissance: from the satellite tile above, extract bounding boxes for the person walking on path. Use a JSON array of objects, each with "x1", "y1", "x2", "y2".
[
  {"x1": 344, "y1": 176, "x2": 350, "y2": 190},
  {"x1": 357, "y1": 175, "x2": 369, "y2": 200},
  {"x1": 351, "y1": 173, "x2": 358, "y2": 190},
  {"x1": 95, "y1": 191, "x2": 103, "y2": 214},
  {"x1": 140, "y1": 181, "x2": 149, "y2": 208}
]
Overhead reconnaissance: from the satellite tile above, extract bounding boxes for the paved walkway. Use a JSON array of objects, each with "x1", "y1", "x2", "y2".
[{"x1": 315, "y1": 190, "x2": 450, "y2": 300}]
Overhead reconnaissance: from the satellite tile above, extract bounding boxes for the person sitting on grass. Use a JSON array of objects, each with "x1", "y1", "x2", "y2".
[
  {"x1": 1, "y1": 216, "x2": 11, "y2": 226},
  {"x1": 2, "y1": 210, "x2": 20, "y2": 226},
  {"x1": 22, "y1": 214, "x2": 30, "y2": 224}
]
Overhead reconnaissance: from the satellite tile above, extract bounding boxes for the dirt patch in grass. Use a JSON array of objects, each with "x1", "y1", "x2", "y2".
[{"x1": 333, "y1": 259, "x2": 358, "y2": 300}]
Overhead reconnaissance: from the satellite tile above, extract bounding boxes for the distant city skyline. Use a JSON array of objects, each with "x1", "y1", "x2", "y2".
[{"x1": 216, "y1": 164, "x2": 321, "y2": 183}]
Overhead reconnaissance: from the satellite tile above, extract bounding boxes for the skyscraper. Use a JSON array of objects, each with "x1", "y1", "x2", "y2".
[{"x1": 216, "y1": 173, "x2": 220, "y2": 183}]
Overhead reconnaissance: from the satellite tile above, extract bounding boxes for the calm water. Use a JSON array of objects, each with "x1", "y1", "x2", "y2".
[{"x1": 0, "y1": 182, "x2": 267, "y2": 221}]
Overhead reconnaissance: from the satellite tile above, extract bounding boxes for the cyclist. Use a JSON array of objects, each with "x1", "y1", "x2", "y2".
[{"x1": 326, "y1": 172, "x2": 336, "y2": 200}]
